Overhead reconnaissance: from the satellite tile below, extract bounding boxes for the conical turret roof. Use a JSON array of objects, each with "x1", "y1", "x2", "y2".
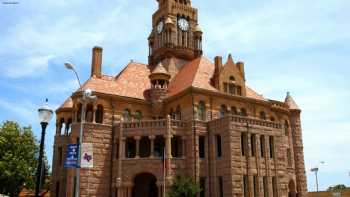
[
  {"x1": 285, "y1": 92, "x2": 300, "y2": 110},
  {"x1": 152, "y1": 62, "x2": 169, "y2": 75}
]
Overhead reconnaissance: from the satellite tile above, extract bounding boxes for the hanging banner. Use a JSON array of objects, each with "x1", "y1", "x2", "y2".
[
  {"x1": 81, "y1": 143, "x2": 93, "y2": 168},
  {"x1": 65, "y1": 144, "x2": 78, "y2": 168}
]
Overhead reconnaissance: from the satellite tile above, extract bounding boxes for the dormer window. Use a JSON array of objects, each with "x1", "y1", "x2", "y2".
[
  {"x1": 229, "y1": 84, "x2": 236, "y2": 95},
  {"x1": 223, "y1": 76, "x2": 240, "y2": 95}
]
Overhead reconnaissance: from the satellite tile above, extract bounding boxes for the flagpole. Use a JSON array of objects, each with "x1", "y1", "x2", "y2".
[{"x1": 163, "y1": 148, "x2": 166, "y2": 197}]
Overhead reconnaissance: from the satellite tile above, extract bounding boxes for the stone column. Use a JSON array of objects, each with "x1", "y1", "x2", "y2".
[
  {"x1": 150, "y1": 135, "x2": 155, "y2": 158},
  {"x1": 181, "y1": 137, "x2": 186, "y2": 158},
  {"x1": 127, "y1": 186, "x2": 133, "y2": 197},
  {"x1": 92, "y1": 105, "x2": 96, "y2": 123},
  {"x1": 55, "y1": 122, "x2": 60, "y2": 135},
  {"x1": 157, "y1": 182, "x2": 163, "y2": 197},
  {"x1": 117, "y1": 119, "x2": 124, "y2": 185},
  {"x1": 165, "y1": 115, "x2": 172, "y2": 179}
]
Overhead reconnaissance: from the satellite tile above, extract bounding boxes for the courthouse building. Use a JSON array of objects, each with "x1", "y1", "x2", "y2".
[{"x1": 51, "y1": 0, "x2": 308, "y2": 196}]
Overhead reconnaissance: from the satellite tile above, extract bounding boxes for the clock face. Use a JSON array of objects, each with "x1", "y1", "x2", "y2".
[
  {"x1": 178, "y1": 18, "x2": 189, "y2": 31},
  {"x1": 157, "y1": 21, "x2": 164, "y2": 34}
]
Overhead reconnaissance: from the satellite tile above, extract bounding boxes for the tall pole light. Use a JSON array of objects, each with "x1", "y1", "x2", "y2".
[
  {"x1": 310, "y1": 161, "x2": 325, "y2": 193},
  {"x1": 35, "y1": 99, "x2": 53, "y2": 197},
  {"x1": 65, "y1": 62, "x2": 96, "y2": 197}
]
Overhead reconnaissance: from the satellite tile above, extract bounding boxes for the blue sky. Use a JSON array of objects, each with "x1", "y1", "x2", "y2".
[{"x1": 0, "y1": 0, "x2": 349, "y2": 191}]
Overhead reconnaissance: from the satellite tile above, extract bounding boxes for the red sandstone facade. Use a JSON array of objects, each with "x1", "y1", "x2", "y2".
[{"x1": 51, "y1": 1, "x2": 308, "y2": 197}]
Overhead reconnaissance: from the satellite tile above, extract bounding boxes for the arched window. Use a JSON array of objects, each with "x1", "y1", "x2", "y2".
[
  {"x1": 171, "y1": 135, "x2": 183, "y2": 158},
  {"x1": 229, "y1": 76, "x2": 235, "y2": 81},
  {"x1": 139, "y1": 137, "x2": 151, "y2": 158},
  {"x1": 176, "y1": 105, "x2": 182, "y2": 120},
  {"x1": 125, "y1": 137, "x2": 136, "y2": 158},
  {"x1": 240, "y1": 108, "x2": 247, "y2": 117},
  {"x1": 270, "y1": 116, "x2": 275, "y2": 122},
  {"x1": 123, "y1": 109, "x2": 131, "y2": 122},
  {"x1": 154, "y1": 135, "x2": 165, "y2": 157},
  {"x1": 77, "y1": 103, "x2": 82, "y2": 122},
  {"x1": 231, "y1": 106, "x2": 238, "y2": 115},
  {"x1": 59, "y1": 118, "x2": 65, "y2": 135},
  {"x1": 219, "y1": 105, "x2": 227, "y2": 118},
  {"x1": 66, "y1": 118, "x2": 72, "y2": 134},
  {"x1": 85, "y1": 104, "x2": 93, "y2": 122},
  {"x1": 260, "y1": 111, "x2": 266, "y2": 120},
  {"x1": 135, "y1": 110, "x2": 143, "y2": 121},
  {"x1": 95, "y1": 105, "x2": 104, "y2": 124},
  {"x1": 170, "y1": 108, "x2": 175, "y2": 119},
  {"x1": 284, "y1": 120, "x2": 289, "y2": 136},
  {"x1": 197, "y1": 101, "x2": 206, "y2": 121}
]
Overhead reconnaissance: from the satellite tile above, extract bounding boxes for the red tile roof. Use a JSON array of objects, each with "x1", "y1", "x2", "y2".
[
  {"x1": 58, "y1": 97, "x2": 73, "y2": 109},
  {"x1": 168, "y1": 56, "x2": 217, "y2": 96},
  {"x1": 77, "y1": 62, "x2": 151, "y2": 100},
  {"x1": 58, "y1": 57, "x2": 268, "y2": 109},
  {"x1": 246, "y1": 86, "x2": 267, "y2": 101}
]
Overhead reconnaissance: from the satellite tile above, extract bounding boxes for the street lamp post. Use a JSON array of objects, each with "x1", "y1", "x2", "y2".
[
  {"x1": 35, "y1": 99, "x2": 53, "y2": 197},
  {"x1": 311, "y1": 167, "x2": 319, "y2": 192},
  {"x1": 311, "y1": 161, "x2": 325, "y2": 193},
  {"x1": 65, "y1": 62, "x2": 96, "y2": 197}
]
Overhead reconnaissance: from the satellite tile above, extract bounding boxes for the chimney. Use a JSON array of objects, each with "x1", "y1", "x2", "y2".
[
  {"x1": 91, "y1": 46, "x2": 103, "y2": 78},
  {"x1": 236, "y1": 61, "x2": 245, "y2": 80},
  {"x1": 213, "y1": 56, "x2": 222, "y2": 89},
  {"x1": 214, "y1": 56, "x2": 222, "y2": 73}
]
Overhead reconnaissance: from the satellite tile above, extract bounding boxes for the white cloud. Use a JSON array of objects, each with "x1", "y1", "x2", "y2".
[
  {"x1": 2, "y1": 54, "x2": 55, "y2": 78},
  {"x1": 0, "y1": 98, "x2": 37, "y2": 124}
]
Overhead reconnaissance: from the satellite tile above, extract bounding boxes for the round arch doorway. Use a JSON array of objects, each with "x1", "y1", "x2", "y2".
[
  {"x1": 288, "y1": 180, "x2": 297, "y2": 197},
  {"x1": 132, "y1": 173, "x2": 158, "y2": 197}
]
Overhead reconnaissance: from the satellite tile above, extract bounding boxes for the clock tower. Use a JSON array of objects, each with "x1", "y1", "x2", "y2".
[{"x1": 148, "y1": 0, "x2": 203, "y2": 66}]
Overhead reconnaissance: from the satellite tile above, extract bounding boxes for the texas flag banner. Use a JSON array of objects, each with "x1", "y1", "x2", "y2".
[{"x1": 81, "y1": 143, "x2": 93, "y2": 168}]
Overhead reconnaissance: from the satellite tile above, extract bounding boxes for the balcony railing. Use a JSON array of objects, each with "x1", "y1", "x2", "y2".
[
  {"x1": 210, "y1": 115, "x2": 282, "y2": 129},
  {"x1": 122, "y1": 119, "x2": 166, "y2": 129}
]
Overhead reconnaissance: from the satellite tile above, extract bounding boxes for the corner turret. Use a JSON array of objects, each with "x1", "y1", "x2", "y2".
[{"x1": 149, "y1": 62, "x2": 171, "y2": 117}]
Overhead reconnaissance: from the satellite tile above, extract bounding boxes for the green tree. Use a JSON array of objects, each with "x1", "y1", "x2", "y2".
[
  {"x1": 327, "y1": 184, "x2": 347, "y2": 192},
  {"x1": 168, "y1": 175, "x2": 201, "y2": 197},
  {"x1": 0, "y1": 121, "x2": 38, "y2": 196}
]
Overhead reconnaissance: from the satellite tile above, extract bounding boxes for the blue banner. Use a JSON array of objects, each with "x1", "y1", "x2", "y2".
[{"x1": 64, "y1": 144, "x2": 78, "y2": 168}]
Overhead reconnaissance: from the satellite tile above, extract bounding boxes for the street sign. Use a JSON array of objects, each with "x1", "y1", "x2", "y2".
[
  {"x1": 81, "y1": 143, "x2": 93, "y2": 168},
  {"x1": 64, "y1": 144, "x2": 78, "y2": 168}
]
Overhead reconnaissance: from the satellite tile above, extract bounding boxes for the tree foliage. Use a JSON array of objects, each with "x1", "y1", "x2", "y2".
[
  {"x1": 327, "y1": 184, "x2": 347, "y2": 192},
  {"x1": 168, "y1": 175, "x2": 200, "y2": 197},
  {"x1": 0, "y1": 121, "x2": 38, "y2": 196}
]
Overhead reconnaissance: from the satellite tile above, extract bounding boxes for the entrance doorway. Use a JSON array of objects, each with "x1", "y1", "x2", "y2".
[
  {"x1": 132, "y1": 173, "x2": 158, "y2": 197},
  {"x1": 288, "y1": 180, "x2": 296, "y2": 197}
]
